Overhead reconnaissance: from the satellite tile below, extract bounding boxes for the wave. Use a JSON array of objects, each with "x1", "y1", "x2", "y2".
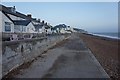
[{"x1": 88, "y1": 33, "x2": 120, "y2": 40}]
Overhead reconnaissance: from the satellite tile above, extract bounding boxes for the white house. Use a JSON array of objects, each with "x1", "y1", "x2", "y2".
[
  {"x1": 6, "y1": 6, "x2": 27, "y2": 21},
  {"x1": 54, "y1": 24, "x2": 68, "y2": 34},
  {"x1": 60, "y1": 28, "x2": 66, "y2": 33},
  {"x1": 44, "y1": 23, "x2": 52, "y2": 34},
  {"x1": 0, "y1": 5, "x2": 36, "y2": 33},
  {"x1": 0, "y1": 11, "x2": 14, "y2": 33},
  {"x1": 53, "y1": 24, "x2": 74, "y2": 34},
  {"x1": 13, "y1": 20, "x2": 35, "y2": 33},
  {"x1": 34, "y1": 24, "x2": 45, "y2": 33}
]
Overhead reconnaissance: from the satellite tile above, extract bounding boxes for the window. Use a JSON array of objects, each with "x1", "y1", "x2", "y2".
[
  {"x1": 27, "y1": 28, "x2": 29, "y2": 32},
  {"x1": 5, "y1": 22, "x2": 11, "y2": 32},
  {"x1": 23, "y1": 27, "x2": 26, "y2": 32}
]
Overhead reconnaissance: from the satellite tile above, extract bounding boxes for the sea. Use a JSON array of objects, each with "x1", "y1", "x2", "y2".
[{"x1": 92, "y1": 32, "x2": 120, "y2": 39}]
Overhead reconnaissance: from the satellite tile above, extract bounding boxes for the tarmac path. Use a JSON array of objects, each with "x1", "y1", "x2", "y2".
[{"x1": 13, "y1": 34, "x2": 109, "y2": 78}]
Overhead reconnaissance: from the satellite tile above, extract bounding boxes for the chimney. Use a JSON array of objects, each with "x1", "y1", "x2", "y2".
[
  {"x1": 38, "y1": 19, "x2": 40, "y2": 23},
  {"x1": 45, "y1": 22, "x2": 47, "y2": 25},
  {"x1": 42, "y1": 20, "x2": 44, "y2": 24},
  {"x1": 68, "y1": 26, "x2": 70, "y2": 28},
  {"x1": 13, "y1": 6, "x2": 15, "y2": 10},
  {"x1": 27, "y1": 14, "x2": 32, "y2": 18},
  {"x1": 11, "y1": 6, "x2": 16, "y2": 13},
  {"x1": 33, "y1": 18, "x2": 37, "y2": 21}
]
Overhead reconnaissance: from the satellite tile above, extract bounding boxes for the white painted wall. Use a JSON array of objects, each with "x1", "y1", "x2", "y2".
[
  {"x1": 70, "y1": 27, "x2": 75, "y2": 32},
  {"x1": 0, "y1": 12, "x2": 2, "y2": 32},
  {"x1": 14, "y1": 25, "x2": 24, "y2": 33},
  {"x1": 14, "y1": 22, "x2": 35, "y2": 33},
  {"x1": 0, "y1": 11, "x2": 14, "y2": 33},
  {"x1": 60, "y1": 28, "x2": 66, "y2": 33},
  {"x1": 39, "y1": 26, "x2": 45, "y2": 33},
  {"x1": 66, "y1": 27, "x2": 70, "y2": 30},
  {"x1": 47, "y1": 28, "x2": 52, "y2": 34},
  {"x1": 26, "y1": 22, "x2": 35, "y2": 33}
]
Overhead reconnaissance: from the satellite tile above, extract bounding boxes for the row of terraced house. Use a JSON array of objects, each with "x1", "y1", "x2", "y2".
[
  {"x1": 0, "y1": 4, "x2": 86, "y2": 41},
  {"x1": 0, "y1": 5, "x2": 53, "y2": 34},
  {"x1": 0, "y1": 5, "x2": 59, "y2": 41}
]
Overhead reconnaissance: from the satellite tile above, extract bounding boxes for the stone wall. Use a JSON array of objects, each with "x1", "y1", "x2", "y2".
[
  {"x1": 2, "y1": 32, "x2": 45, "y2": 41},
  {"x1": 2, "y1": 34, "x2": 69, "y2": 77}
]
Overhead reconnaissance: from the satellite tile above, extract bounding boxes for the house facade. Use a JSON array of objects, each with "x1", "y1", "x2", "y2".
[
  {"x1": 44, "y1": 22, "x2": 52, "y2": 34},
  {"x1": 1, "y1": 4, "x2": 83, "y2": 38},
  {"x1": 13, "y1": 20, "x2": 35, "y2": 33},
  {"x1": 34, "y1": 24, "x2": 45, "y2": 33},
  {"x1": 0, "y1": 11, "x2": 14, "y2": 33},
  {"x1": 0, "y1": 5, "x2": 36, "y2": 33},
  {"x1": 0, "y1": 5, "x2": 54, "y2": 35}
]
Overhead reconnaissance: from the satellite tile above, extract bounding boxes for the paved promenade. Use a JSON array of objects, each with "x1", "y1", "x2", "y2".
[{"x1": 12, "y1": 34, "x2": 109, "y2": 78}]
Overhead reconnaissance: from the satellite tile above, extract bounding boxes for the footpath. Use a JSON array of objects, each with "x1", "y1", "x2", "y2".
[{"x1": 11, "y1": 34, "x2": 109, "y2": 78}]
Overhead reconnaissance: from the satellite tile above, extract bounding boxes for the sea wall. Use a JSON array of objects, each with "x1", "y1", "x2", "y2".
[{"x1": 2, "y1": 34, "x2": 69, "y2": 77}]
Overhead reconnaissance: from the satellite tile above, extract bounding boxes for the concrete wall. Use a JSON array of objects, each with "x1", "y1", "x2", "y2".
[{"x1": 2, "y1": 34, "x2": 69, "y2": 77}]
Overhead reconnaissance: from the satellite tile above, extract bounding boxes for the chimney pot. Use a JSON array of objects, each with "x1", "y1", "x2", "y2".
[
  {"x1": 42, "y1": 20, "x2": 44, "y2": 24},
  {"x1": 13, "y1": 6, "x2": 15, "y2": 9},
  {"x1": 38, "y1": 19, "x2": 40, "y2": 22},
  {"x1": 27, "y1": 14, "x2": 32, "y2": 18},
  {"x1": 45, "y1": 22, "x2": 47, "y2": 25}
]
